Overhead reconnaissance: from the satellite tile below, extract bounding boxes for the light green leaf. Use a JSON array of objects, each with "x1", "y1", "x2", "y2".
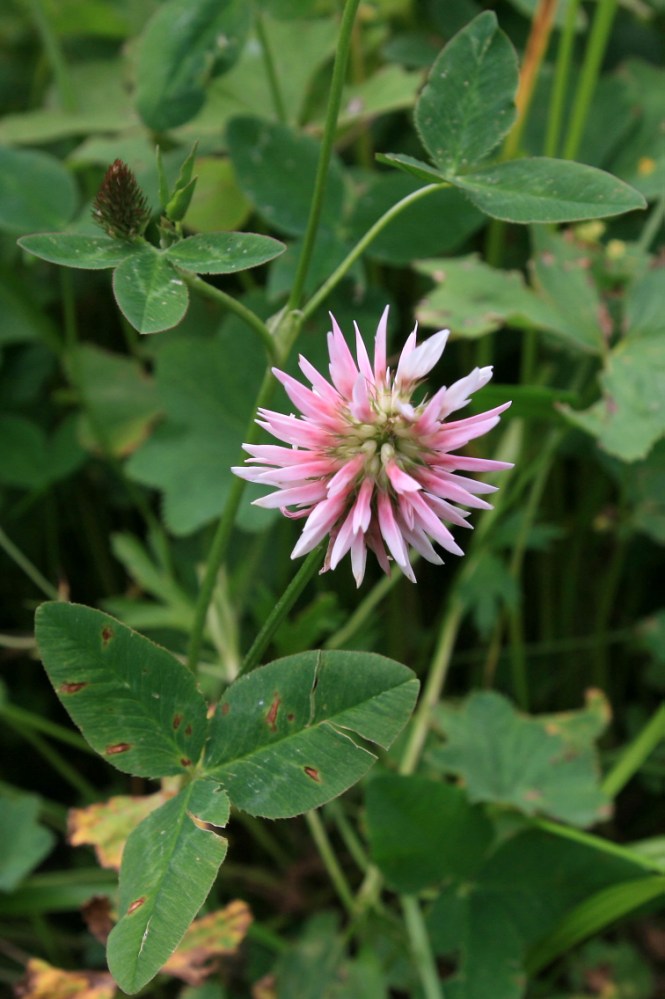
[
  {"x1": 452, "y1": 158, "x2": 646, "y2": 223},
  {"x1": 227, "y1": 117, "x2": 346, "y2": 237},
  {"x1": 184, "y1": 157, "x2": 251, "y2": 232},
  {"x1": 429, "y1": 690, "x2": 611, "y2": 827},
  {"x1": 415, "y1": 12, "x2": 518, "y2": 175},
  {"x1": 112, "y1": 248, "x2": 189, "y2": 334},
  {"x1": 529, "y1": 226, "x2": 606, "y2": 353},
  {"x1": 107, "y1": 779, "x2": 229, "y2": 994},
  {"x1": 18, "y1": 233, "x2": 139, "y2": 270},
  {"x1": 0, "y1": 794, "x2": 55, "y2": 891},
  {"x1": 416, "y1": 254, "x2": 552, "y2": 338},
  {"x1": 203, "y1": 651, "x2": 419, "y2": 818},
  {"x1": 562, "y1": 335, "x2": 665, "y2": 462},
  {"x1": 375, "y1": 152, "x2": 448, "y2": 184},
  {"x1": 136, "y1": 0, "x2": 250, "y2": 131},
  {"x1": 71, "y1": 344, "x2": 161, "y2": 457},
  {"x1": 126, "y1": 301, "x2": 274, "y2": 536},
  {"x1": 366, "y1": 775, "x2": 493, "y2": 893},
  {"x1": 35, "y1": 603, "x2": 208, "y2": 778},
  {"x1": 164, "y1": 232, "x2": 285, "y2": 274},
  {"x1": 0, "y1": 146, "x2": 77, "y2": 234}
]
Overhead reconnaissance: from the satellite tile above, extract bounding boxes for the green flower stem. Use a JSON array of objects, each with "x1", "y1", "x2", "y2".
[
  {"x1": 637, "y1": 192, "x2": 665, "y2": 253},
  {"x1": 239, "y1": 545, "x2": 325, "y2": 676},
  {"x1": 3, "y1": 717, "x2": 97, "y2": 801},
  {"x1": 302, "y1": 183, "x2": 445, "y2": 320},
  {"x1": 532, "y1": 816, "x2": 664, "y2": 873},
  {"x1": 602, "y1": 701, "x2": 665, "y2": 800},
  {"x1": 287, "y1": 0, "x2": 362, "y2": 312},
  {"x1": 401, "y1": 895, "x2": 445, "y2": 999},
  {"x1": 184, "y1": 273, "x2": 278, "y2": 364},
  {"x1": 0, "y1": 526, "x2": 58, "y2": 600},
  {"x1": 0, "y1": 702, "x2": 95, "y2": 755},
  {"x1": 24, "y1": 0, "x2": 76, "y2": 112},
  {"x1": 186, "y1": 367, "x2": 275, "y2": 673},
  {"x1": 325, "y1": 800, "x2": 370, "y2": 873},
  {"x1": 544, "y1": 0, "x2": 581, "y2": 156},
  {"x1": 563, "y1": 0, "x2": 619, "y2": 160},
  {"x1": 255, "y1": 11, "x2": 287, "y2": 124},
  {"x1": 305, "y1": 809, "x2": 356, "y2": 915},
  {"x1": 399, "y1": 597, "x2": 464, "y2": 776}
]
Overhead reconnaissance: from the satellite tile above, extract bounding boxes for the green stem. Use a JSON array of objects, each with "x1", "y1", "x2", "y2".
[
  {"x1": 544, "y1": 0, "x2": 581, "y2": 156},
  {"x1": 532, "y1": 816, "x2": 665, "y2": 873},
  {"x1": 0, "y1": 526, "x2": 58, "y2": 600},
  {"x1": 3, "y1": 719, "x2": 97, "y2": 801},
  {"x1": 401, "y1": 895, "x2": 444, "y2": 999},
  {"x1": 324, "y1": 565, "x2": 405, "y2": 649},
  {"x1": 0, "y1": 703, "x2": 95, "y2": 755},
  {"x1": 302, "y1": 184, "x2": 444, "y2": 320},
  {"x1": 24, "y1": 0, "x2": 76, "y2": 112},
  {"x1": 602, "y1": 701, "x2": 665, "y2": 800},
  {"x1": 636, "y1": 191, "x2": 665, "y2": 254},
  {"x1": 287, "y1": 0, "x2": 362, "y2": 312},
  {"x1": 325, "y1": 800, "x2": 369, "y2": 873},
  {"x1": 399, "y1": 598, "x2": 464, "y2": 776},
  {"x1": 563, "y1": 0, "x2": 619, "y2": 160},
  {"x1": 305, "y1": 810, "x2": 356, "y2": 915},
  {"x1": 239, "y1": 545, "x2": 325, "y2": 675},
  {"x1": 255, "y1": 11, "x2": 287, "y2": 124},
  {"x1": 186, "y1": 368, "x2": 274, "y2": 673},
  {"x1": 184, "y1": 273, "x2": 278, "y2": 363}
]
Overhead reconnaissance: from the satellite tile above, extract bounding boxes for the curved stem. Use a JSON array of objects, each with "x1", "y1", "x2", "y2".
[
  {"x1": 399, "y1": 597, "x2": 464, "y2": 776},
  {"x1": 302, "y1": 184, "x2": 444, "y2": 320},
  {"x1": 255, "y1": 11, "x2": 287, "y2": 124},
  {"x1": 186, "y1": 368, "x2": 274, "y2": 673},
  {"x1": 239, "y1": 545, "x2": 325, "y2": 675},
  {"x1": 401, "y1": 896, "x2": 445, "y2": 999},
  {"x1": 563, "y1": 0, "x2": 619, "y2": 160},
  {"x1": 184, "y1": 273, "x2": 278, "y2": 363},
  {"x1": 306, "y1": 810, "x2": 356, "y2": 915},
  {"x1": 544, "y1": 0, "x2": 581, "y2": 156},
  {"x1": 0, "y1": 526, "x2": 58, "y2": 600},
  {"x1": 602, "y1": 701, "x2": 665, "y2": 800},
  {"x1": 287, "y1": 0, "x2": 362, "y2": 312}
]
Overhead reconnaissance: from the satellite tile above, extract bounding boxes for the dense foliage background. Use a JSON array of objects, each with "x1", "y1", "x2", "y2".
[{"x1": 1, "y1": 0, "x2": 664, "y2": 996}]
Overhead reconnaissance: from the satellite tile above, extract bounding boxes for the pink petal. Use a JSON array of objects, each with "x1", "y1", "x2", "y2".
[
  {"x1": 330, "y1": 506, "x2": 359, "y2": 569},
  {"x1": 327, "y1": 314, "x2": 358, "y2": 396},
  {"x1": 353, "y1": 321, "x2": 374, "y2": 382},
  {"x1": 351, "y1": 478, "x2": 373, "y2": 533},
  {"x1": 291, "y1": 493, "x2": 347, "y2": 557},
  {"x1": 438, "y1": 366, "x2": 494, "y2": 417},
  {"x1": 377, "y1": 491, "x2": 415, "y2": 580},
  {"x1": 350, "y1": 534, "x2": 368, "y2": 587},
  {"x1": 298, "y1": 354, "x2": 341, "y2": 406},
  {"x1": 396, "y1": 328, "x2": 448, "y2": 385},
  {"x1": 253, "y1": 481, "x2": 327, "y2": 509},
  {"x1": 385, "y1": 459, "x2": 421, "y2": 494},
  {"x1": 373, "y1": 305, "x2": 389, "y2": 383}
]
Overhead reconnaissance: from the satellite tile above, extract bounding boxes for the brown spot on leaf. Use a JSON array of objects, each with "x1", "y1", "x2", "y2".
[
  {"x1": 287, "y1": 713, "x2": 295, "y2": 722},
  {"x1": 221, "y1": 703, "x2": 230, "y2": 716},
  {"x1": 59, "y1": 682, "x2": 87, "y2": 694},
  {"x1": 105, "y1": 742, "x2": 131, "y2": 755},
  {"x1": 304, "y1": 767, "x2": 321, "y2": 782},
  {"x1": 266, "y1": 694, "x2": 281, "y2": 732},
  {"x1": 181, "y1": 758, "x2": 192, "y2": 767},
  {"x1": 127, "y1": 897, "x2": 145, "y2": 915},
  {"x1": 185, "y1": 724, "x2": 192, "y2": 736},
  {"x1": 101, "y1": 626, "x2": 114, "y2": 645},
  {"x1": 173, "y1": 714, "x2": 182, "y2": 730}
]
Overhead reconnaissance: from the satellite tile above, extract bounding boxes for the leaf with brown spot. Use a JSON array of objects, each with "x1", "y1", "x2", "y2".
[
  {"x1": 14, "y1": 958, "x2": 116, "y2": 999},
  {"x1": 162, "y1": 900, "x2": 252, "y2": 985},
  {"x1": 68, "y1": 791, "x2": 172, "y2": 870}
]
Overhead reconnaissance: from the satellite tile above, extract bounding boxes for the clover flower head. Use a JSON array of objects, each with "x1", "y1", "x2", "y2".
[{"x1": 233, "y1": 307, "x2": 512, "y2": 586}]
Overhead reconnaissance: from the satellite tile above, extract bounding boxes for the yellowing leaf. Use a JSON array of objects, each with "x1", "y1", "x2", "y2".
[
  {"x1": 163, "y1": 900, "x2": 253, "y2": 985},
  {"x1": 68, "y1": 791, "x2": 173, "y2": 870},
  {"x1": 15, "y1": 959, "x2": 116, "y2": 999}
]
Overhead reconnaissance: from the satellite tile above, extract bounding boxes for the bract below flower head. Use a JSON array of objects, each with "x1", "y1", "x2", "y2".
[{"x1": 233, "y1": 307, "x2": 512, "y2": 586}]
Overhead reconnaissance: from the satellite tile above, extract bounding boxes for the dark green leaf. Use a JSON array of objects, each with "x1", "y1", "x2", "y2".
[
  {"x1": 0, "y1": 794, "x2": 55, "y2": 891},
  {"x1": 227, "y1": 117, "x2": 346, "y2": 237},
  {"x1": 415, "y1": 12, "x2": 518, "y2": 175},
  {"x1": 112, "y1": 248, "x2": 189, "y2": 333},
  {"x1": 136, "y1": 0, "x2": 250, "y2": 131},
  {"x1": 107, "y1": 779, "x2": 229, "y2": 994},
  {"x1": 0, "y1": 146, "x2": 77, "y2": 234},
  {"x1": 452, "y1": 158, "x2": 646, "y2": 223},
  {"x1": 35, "y1": 603, "x2": 208, "y2": 778},
  {"x1": 203, "y1": 651, "x2": 418, "y2": 818},
  {"x1": 164, "y1": 233, "x2": 285, "y2": 274},
  {"x1": 366, "y1": 775, "x2": 493, "y2": 893},
  {"x1": 18, "y1": 233, "x2": 141, "y2": 270},
  {"x1": 429, "y1": 691, "x2": 611, "y2": 826}
]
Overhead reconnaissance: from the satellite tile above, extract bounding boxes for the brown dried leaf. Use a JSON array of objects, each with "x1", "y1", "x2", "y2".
[
  {"x1": 163, "y1": 900, "x2": 253, "y2": 986},
  {"x1": 68, "y1": 791, "x2": 172, "y2": 870},
  {"x1": 252, "y1": 973, "x2": 277, "y2": 999},
  {"x1": 81, "y1": 896, "x2": 115, "y2": 945},
  {"x1": 14, "y1": 958, "x2": 116, "y2": 999}
]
